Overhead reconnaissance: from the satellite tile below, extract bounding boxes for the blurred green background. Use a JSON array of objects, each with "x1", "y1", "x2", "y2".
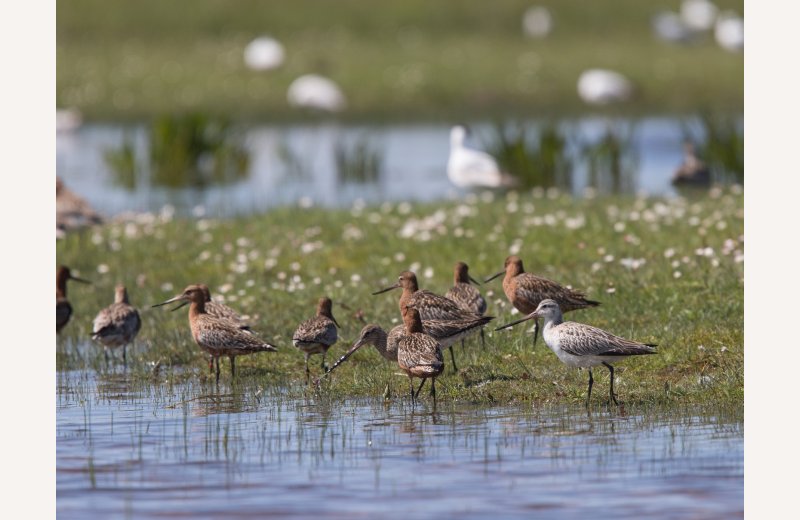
[{"x1": 57, "y1": 0, "x2": 743, "y2": 122}]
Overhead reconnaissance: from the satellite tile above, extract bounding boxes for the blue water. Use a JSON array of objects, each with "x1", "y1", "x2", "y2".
[
  {"x1": 57, "y1": 370, "x2": 743, "y2": 518},
  {"x1": 56, "y1": 119, "x2": 698, "y2": 219}
]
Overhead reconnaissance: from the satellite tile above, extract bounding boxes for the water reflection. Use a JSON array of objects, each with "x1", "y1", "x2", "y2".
[
  {"x1": 57, "y1": 370, "x2": 743, "y2": 518},
  {"x1": 57, "y1": 119, "x2": 712, "y2": 218}
]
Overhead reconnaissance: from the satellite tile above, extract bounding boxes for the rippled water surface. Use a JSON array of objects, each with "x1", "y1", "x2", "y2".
[{"x1": 57, "y1": 371, "x2": 743, "y2": 518}]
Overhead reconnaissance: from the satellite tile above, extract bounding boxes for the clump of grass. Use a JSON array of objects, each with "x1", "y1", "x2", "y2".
[
  {"x1": 682, "y1": 112, "x2": 744, "y2": 184},
  {"x1": 334, "y1": 135, "x2": 383, "y2": 184},
  {"x1": 580, "y1": 123, "x2": 638, "y2": 194},
  {"x1": 482, "y1": 121, "x2": 573, "y2": 190},
  {"x1": 104, "y1": 113, "x2": 250, "y2": 189}
]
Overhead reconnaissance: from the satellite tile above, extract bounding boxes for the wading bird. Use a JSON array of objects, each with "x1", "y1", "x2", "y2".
[
  {"x1": 56, "y1": 265, "x2": 90, "y2": 333},
  {"x1": 293, "y1": 297, "x2": 339, "y2": 381},
  {"x1": 485, "y1": 255, "x2": 599, "y2": 345},
  {"x1": 445, "y1": 261, "x2": 488, "y2": 348},
  {"x1": 154, "y1": 284, "x2": 277, "y2": 383},
  {"x1": 496, "y1": 299, "x2": 657, "y2": 406},
  {"x1": 92, "y1": 284, "x2": 141, "y2": 365},
  {"x1": 397, "y1": 306, "x2": 445, "y2": 403}
]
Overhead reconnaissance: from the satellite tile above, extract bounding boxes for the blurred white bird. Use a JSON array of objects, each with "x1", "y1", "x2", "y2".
[
  {"x1": 680, "y1": 0, "x2": 719, "y2": 32},
  {"x1": 577, "y1": 69, "x2": 633, "y2": 105},
  {"x1": 243, "y1": 36, "x2": 285, "y2": 71},
  {"x1": 652, "y1": 11, "x2": 694, "y2": 44},
  {"x1": 715, "y1": 11, "x2": 743, "y2": 52},
  {"x1": 522, "y1": 6, "x2": 553, "y2": 38},
  {"x1": 287, "y1": 74, "x2": 346, "y2": 112},
  {"x1": 447, "y1": 126, "x2": 517, "y2": 189}
]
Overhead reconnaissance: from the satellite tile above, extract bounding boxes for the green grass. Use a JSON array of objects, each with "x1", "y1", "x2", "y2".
[
  {"x1": 56, "y1": 188, "x2": 744, "y2": 408},
  {"x1": 57, "y1": 0, "x2": 744, "y2": 122}
]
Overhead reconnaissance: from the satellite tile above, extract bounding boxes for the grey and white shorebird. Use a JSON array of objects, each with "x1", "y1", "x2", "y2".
[
  {"x1": 91, "y1": 284, "x2": 142, "y2": 365},
  {"x1": 373, "y1": 270, "x2": 493, "y2": 372},
  {"x1": 293, "y1": 296, "x2": 339, "y2": 381},
  {"x1": 445, "y1": 261, "x2": 488, "y2": 348},
  {"x1": 397, "y1": 305, "x2": 445, "y2": 403},
  {"x1": 496, "y1": 299, "x2": 657, "y2": 406},
  {"x1": 56, "y1": 265, "x2": 91, "y2": 333},
  {"x1": 154, "y1": 284, "x2": 278, "y2": 383}
]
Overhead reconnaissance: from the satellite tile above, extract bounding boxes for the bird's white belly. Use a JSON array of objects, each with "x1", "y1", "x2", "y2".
[{"x1": 544, "y1": 331, "x2": 606, "y2": 368}]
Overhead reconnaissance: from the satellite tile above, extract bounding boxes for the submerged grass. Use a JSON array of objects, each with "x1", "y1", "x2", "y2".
[{"x1": 56, "y1": 188, "x2": 743, "y2": 409}]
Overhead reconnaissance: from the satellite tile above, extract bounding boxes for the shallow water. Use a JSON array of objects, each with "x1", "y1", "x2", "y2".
[
  {"x1": 57, "y1": 119, "x2": 699, "y2": 218},
  {"x1": 57, "y1": 370, "x2": 743, "y2": 518}
]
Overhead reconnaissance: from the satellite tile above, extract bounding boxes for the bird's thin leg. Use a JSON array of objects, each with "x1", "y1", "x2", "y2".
[
  {"x1": 532, "y1": 321, "x2": 539, "y2": 348},
  {"x1": 209, "y1": 357, "x2": 214, "y2": 374},
  {"x1": 123, "y1": 344, "x2": 127, "y2": 367},
  {"x1": 215, "y1": 357, "x2": 220, "y2": 385},
  {"x1": 449, "y1": 346, "x2": 458, "y2": 373},
  {"x1": 408, "y1": 376, "x2": 415, "y2": 402},
  {"x1": 603, "y1": 362, "x2": 618, "y2": 405},
  {"x1": 414, "y1": 378, "x2": 427, "y2": 399},
  {"x1": 586, "y1": 368, "x2": 594, "y2": 407},
  {"x1": 304, "y1": 354, "x2": 310, "y2": 383},
  {"x1": 104, "y1": 348, "x2": 109, "y2": 367},
  {"x1": 480, "y1": 328, "x2": 485, "y2": 348},
  {"x1": 430, "y1": 378, "x2": 437, "y2": 401},
  {"x1": 320, "y1": 350, "x2": 328, "y2": 372},
  {"x1": 229, "y1": 355, "x2": 236, "y2": 379}
]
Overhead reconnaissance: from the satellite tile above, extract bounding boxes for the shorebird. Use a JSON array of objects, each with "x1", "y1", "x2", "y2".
[
  {"x1": 287, "y1": 74, "x2": 346, "y2": 112},
  {"x1": 167, "y1": 284, "x2": 253, "y2": 332},
  {"x1": 447, "y1": 126, "x2": 517, "y2": 189},
  {"x1": 577, "y1": 69, "x2": 633, "y2": 106},
  {"x1": 397, "y1": 305, "x2": 445, "y2": 403},
  {"x1": 293, "y1": 297, "x2": 339, "y2": 381},
  {"x1": 373, "y1": 270, "x2": 492, "y2": 371},
  {"x1": 56, "y1": 178, "x2": 102, "y2": 238},
  {"x1": 672, "y1": 142, "x2": 710, "y2": 187},
  {"x1": 485, "y1": 255, "x2": 599, "y2": 345},
  {"x1": 445, "y1": 261, "x2": 488, "y2": 348},
  {"x1": 91, "y1": 284, "x2": 141, "y2": 365},
  {"x1": 496, "y1": 299, "x2": 657, "y2": 406},
  {"x1": 56, "y1": 265, "x2": 90, "y2": 333},
  {"x1": 154, "y1": 284, "x2": 277, "y2": 383}
]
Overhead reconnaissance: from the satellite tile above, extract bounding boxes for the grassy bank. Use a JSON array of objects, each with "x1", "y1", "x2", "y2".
[
  {"x1": 57, "y1": 0, "x2": 743, "y2": 121},
  {"x1": 56, "y1": 188, "x2": 744, "y2": 408}
]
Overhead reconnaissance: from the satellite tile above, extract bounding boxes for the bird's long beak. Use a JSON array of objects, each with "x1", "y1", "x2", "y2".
[
  {"x1": 371, "y1": 282, "x2": 400, "y2": 295},
  {"x1": 484, "y1": 270, "x2": 504, "y2": 283},
  {"x1": 152, "y1": 294, "x2": 186, "y2": 308},
  {"x1": 468, "y1": 275, "x2": 482, "y2": 285},
  {"x1": 495, "y1": 310, "x2": 539, "y2": 331},
  {"x1": 318, "y1": 338, "x2": 365, "y2": 380},
  {"x1": 70, "y1": 275, "x2": 92, "y2": 284},
  {"x1": 168, "y1": 300, "x2": 190, "y2": 312},
  {"x1": 331, "y1": 315, "x2": 341, "y2": 328}
]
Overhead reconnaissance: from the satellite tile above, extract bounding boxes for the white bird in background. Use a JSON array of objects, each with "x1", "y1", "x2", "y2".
[
  {"x1": 243, "y1": 36, "x2": 285, "y2": 71},
  {"x1": 577, "y1": 69, "x2": 633, "y2": 106},
  {"x1": 715, "y1": 11, "x2": 743, "y2": 53},
  {"x1": 287, "y1": 74, "x2": 346, "y2": 112},
  {"x1": 680, "y1": 0, "x2": 719, "y2": 32},
  {"x1": 522, "y1": 6, "x2": 553, "y2": 39},
  {"x1": 652, "y1": 11, "x2": 694, "y2": 44},
  {"x1": 447, "y1": 126, "x2": 517, "y2": 189}
]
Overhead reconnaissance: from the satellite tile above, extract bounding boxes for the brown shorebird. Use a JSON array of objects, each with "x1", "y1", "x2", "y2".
[
  {"x1": 445, "y1": 261, "x2": 488, "y2": 348},
  {"x1": 293, "y1": 297, "x2": 339, "y2": 381},
  {"x1": 496, "y1": 299, "x2": 656, "y2": 406},
  {"x1": 91, "y1": 284, "x2": 141, "y2": 365},
  {"x1": 56, "y1": 265, "x2": 91, "y2": 333},
  {"x1": 154, "y1": 284, "x2": 277, "y2": 383},
  {"x1": 56, "y1": 177, "x2": 103, "y2": 238},
  {"x1": 485, "y1": 255, "x2": 599, "y2": 345},
  {"x1": 397, "y1": 305, "x2": 445, "y2": 403},
  {"x1": 373, "y1": 270, "x2": 491, "y2": 372},
  {"x1": 167, "y1": 284, "x2": 253, "y2": 332},
  {"x1": 671, "y1": 142, "x2": 710, "y2": 187}
]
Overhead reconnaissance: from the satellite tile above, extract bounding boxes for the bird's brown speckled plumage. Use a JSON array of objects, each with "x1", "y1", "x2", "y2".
[
  {"x1": 92, "y1": 285, "x2": 141, "y2": 363},
  {"x1": 397, "y1": 306, "x2": 444, "y2": 402},
  {"x1": 198, "y1": 285, "x2": 253, "y2": 332},
  {"x1": 445, "y1": 262, "x2": 487, "y2": 316},
  {"x1": 494, "y1": 256, "x2": 599, "y2": 315},
  {"x1": 293, "y1": 297, "x2": 339, "y2": 379},
  {"x1": 154, "y1": 284, "x2": 277, "y2": 383}
]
